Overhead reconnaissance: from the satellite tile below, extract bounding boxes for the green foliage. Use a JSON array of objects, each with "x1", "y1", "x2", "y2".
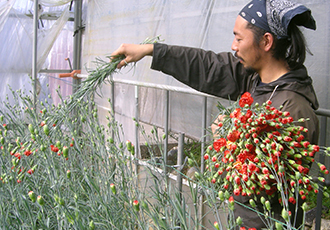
[{"x1": 0, "y1": 85, "x2": 227, "y2": 230}]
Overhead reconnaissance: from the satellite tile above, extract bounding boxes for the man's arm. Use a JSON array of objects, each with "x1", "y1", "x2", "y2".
[
  {"x1": 151, "y1": 43, "x2": 247, "y2": 99},
  {"x1": 111, "y1": 44, "x2": 154, "y2": 68},
  {"x1": 112, "y1": 42, "x2": 248, "y2": 100}
]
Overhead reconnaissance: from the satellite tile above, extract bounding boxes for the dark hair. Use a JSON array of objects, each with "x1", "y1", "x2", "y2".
[{"x1": 246, "y1": 22, "x2": 311, "y2": 70}]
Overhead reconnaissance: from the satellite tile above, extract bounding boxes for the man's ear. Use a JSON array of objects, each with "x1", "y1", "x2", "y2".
[{"x1": 261, "y1": 32, "x2": 274, "y2": 52}]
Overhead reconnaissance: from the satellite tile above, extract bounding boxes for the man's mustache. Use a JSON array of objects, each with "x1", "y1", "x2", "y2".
[{"x1": 235, "y1": 52, "x2": 244, "y2": 62}]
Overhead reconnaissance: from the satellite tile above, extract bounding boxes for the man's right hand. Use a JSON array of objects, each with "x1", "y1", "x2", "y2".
[
  {"x1": 211, "y1": 114, "x2": 226, "y2": 139},
  {"x1": 111, "y1": 43, "x2": 154, "y2": 69}
]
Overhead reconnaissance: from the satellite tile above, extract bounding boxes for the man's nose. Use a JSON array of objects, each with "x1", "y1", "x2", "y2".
[{"x1": 231, "y1": 40, "x2": 238, "y2": 51}]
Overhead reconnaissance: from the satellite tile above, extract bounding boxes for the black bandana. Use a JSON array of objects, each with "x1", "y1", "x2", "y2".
[{"x1": 239, "y1": 0, "x2": 316, "y2": 39}]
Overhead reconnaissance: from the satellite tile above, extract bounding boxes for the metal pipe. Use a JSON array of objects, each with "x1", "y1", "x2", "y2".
[
  {"x1": 32, "y1": 0, "x2": 38, "y2": 108},
  {"x1": 39, "y1": 69, "x2": 72, "y2": 73},
  {"x1": 72, "y1": 0, "x2": 83, "y2": 92},
  {"x1": 201, "y1": 96, "x2": 207, "y2": 174},
  {"x1": 135, "y1": 85, "x2": 140, "y2": 158},
  {"x1": 111, "y1": 77, "x2": 218, "y2": 99},
  {"x1": 71, "y1": 0, "x2": 83, "y2": 136},
  {"x1": 111, "y1": 82, "x2": 115, "y2": 126},
  {"x1": 75, "y1": 76, "x2": 330, "y2": 119},
  {"x1": 199, "y1": 96, "x2": 207, "y2": 230},
  {"x1": 177, "y1": 133, "x2": 185, "y2": 202},
  {"x1": 315, "y1": 108, "x2": 330, "y2": 117},
  {"x1": 164, "y1": 90, "x2": 169, "y2": 175},
  {"x1": 315, "y1": 116, "x2": 327, "y2": 230}
]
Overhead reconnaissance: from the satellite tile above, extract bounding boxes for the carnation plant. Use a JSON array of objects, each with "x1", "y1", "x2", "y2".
[
  {"x1": 0, "y1": 35, "x2": 223, "y2": 230},
  {"x1": 200, "y1": 92, "x2": 330, "y2": 229},
  {"x1": 0, "y1": 58, "x2": 230, "y2": 230},
  {"x1": 0, "y1": 85, "x2": 215, "y2": 229}
]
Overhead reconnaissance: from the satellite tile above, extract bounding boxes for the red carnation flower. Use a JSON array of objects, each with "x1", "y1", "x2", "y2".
[
  {"x1": 320, "y1": 165, "x2": 327, "y2": 171},
  {"x1": 213, "y1": 138, "x2": 227, "y2": 152},
  {"x1": 239, "y1": 93, "x2": 254, "y2": 107},
  {"x1": 228, "y1": 196, "x2": 234, "y2": 203},
  {"x1": 24, "y1": 150, "x2": 32, "y2": 156},
  {"x1": 230, "y1": 108, "x2": 241, "y2": 118},
  {"x1": 289, "y1": 197, "x2": 296, "y2": 204},
  {"x1": 234, "y1": 188, "x2": 240, "y2": 196},
  {"x1": 212, "y1": 156, "x2": 217, "y2": 162},
  {"x1": 227, "y1": 130, "x2": 240, "y2": 142}
]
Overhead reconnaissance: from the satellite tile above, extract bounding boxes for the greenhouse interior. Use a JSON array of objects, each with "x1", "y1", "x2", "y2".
[{"x1": 1, "y1": 0, "x2": 330, "y2": 229}]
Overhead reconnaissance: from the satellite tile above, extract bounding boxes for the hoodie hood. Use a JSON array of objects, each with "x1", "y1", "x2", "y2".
[{"x1": 253, "y1": 66, "x2": 319, "y2": 110}]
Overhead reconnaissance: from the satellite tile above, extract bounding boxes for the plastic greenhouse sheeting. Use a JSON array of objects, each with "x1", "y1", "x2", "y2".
[
  {"x1": 82, "y1": 0, "x2": 330, "y2": 142},
  {"x1": 0, "y1": 0, "x2": 74, "y2": 109}
]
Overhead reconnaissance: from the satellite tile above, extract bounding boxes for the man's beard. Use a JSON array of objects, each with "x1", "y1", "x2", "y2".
[
  {"x1": 245, "y1": 66, "x2": 256, "y2": 75},
  {"x1": 235, "y1": 52, "x2": 259, "y2": 74}
]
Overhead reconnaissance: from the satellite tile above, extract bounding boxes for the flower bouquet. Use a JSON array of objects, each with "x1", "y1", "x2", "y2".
[{"x1": 203, "y1": 92, "x2": 330, "y2": 229}]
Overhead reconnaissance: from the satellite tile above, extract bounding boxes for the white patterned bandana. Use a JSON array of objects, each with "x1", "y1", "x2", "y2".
[{"x1": 239, "y1": 0, "x2": 316, "y2": 39}]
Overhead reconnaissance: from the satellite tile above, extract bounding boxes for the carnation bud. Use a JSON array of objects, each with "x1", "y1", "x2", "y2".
[
  {"x1": 260, "y1": 196, "x2": 266, "y2": 204},
  {"x1": 282, "y1": 209, "x2": 289, "y2": 221},
  {"x1": 218, "y1": 191, "x2": 225, "y2": 201},
  {"x1": 236, "y1": 216, "x2": 243, "y2": 226},
  {"x1": 187, "y1": 158, "x2": 194, "y2": 167},
  {"x1": 37, "y1": 195, "x2": 45, "y2": 206},
  {"x1": 265, "y1": 200, "x2": 271, "y2": 211},
  {"x1": 214, "y1": 221, "x2": 220, "y2": 230},
  {"x1": 249, "y1": 199, "x2": 256, "y2": 208},
  {"x1": 110, "y1": 183, "x2": 116, "y2": 195},
  {"x1": 224, "y1": 190, "x2": 230, "y2": 199},
  {"x1": 28, "y1": 191, "x2": 37, "y2": 203},
  {"x1": 89, "y1": 220, "x2": 95, "y2": 230},
  {"x1": 63, "y1": 146, "x2": 69, "y2": 158},
  {"x1": 133, "y1": 200, "x2": 140, "y2": 212},
  {"x1": 301, "y1": 202, "x2": 309, "y2": 212},
  {"x1": 43, "y1": 125, "x2": 49, "y2": 136},
  {"x1": 275, "y1": 222, "x2": 283, "y2": 230},
  {"x1": 28, "y1": 124, "x2": 34, "y2": 134},
  {"x1": 303, "y1": 177, "x2": 310, "y2": 184},
  {"x1": 126, "y1": 140, "x2": 133, "y2": 152},
  {"x1": 66, "y1": 170, "x2": 71, "y2": 179}
]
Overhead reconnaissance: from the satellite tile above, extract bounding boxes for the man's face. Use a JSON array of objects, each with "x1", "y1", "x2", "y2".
[{"x1": 231, "y1": 16, "x2": 263, "y2": 72}]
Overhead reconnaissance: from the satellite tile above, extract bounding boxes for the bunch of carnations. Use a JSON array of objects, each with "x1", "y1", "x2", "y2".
[{"x1": 204, "y1": 92, "x2": 329, "y2": 210}]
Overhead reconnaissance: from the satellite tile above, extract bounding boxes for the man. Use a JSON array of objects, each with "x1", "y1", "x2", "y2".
[{"x1": 112, "y1": 0, "x2": 319, "y2": 228}]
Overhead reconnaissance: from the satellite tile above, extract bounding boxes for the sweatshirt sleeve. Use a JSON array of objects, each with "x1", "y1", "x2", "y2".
[{"x1": 151, "y1": 43, "x2": 249, "y2": 100}]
